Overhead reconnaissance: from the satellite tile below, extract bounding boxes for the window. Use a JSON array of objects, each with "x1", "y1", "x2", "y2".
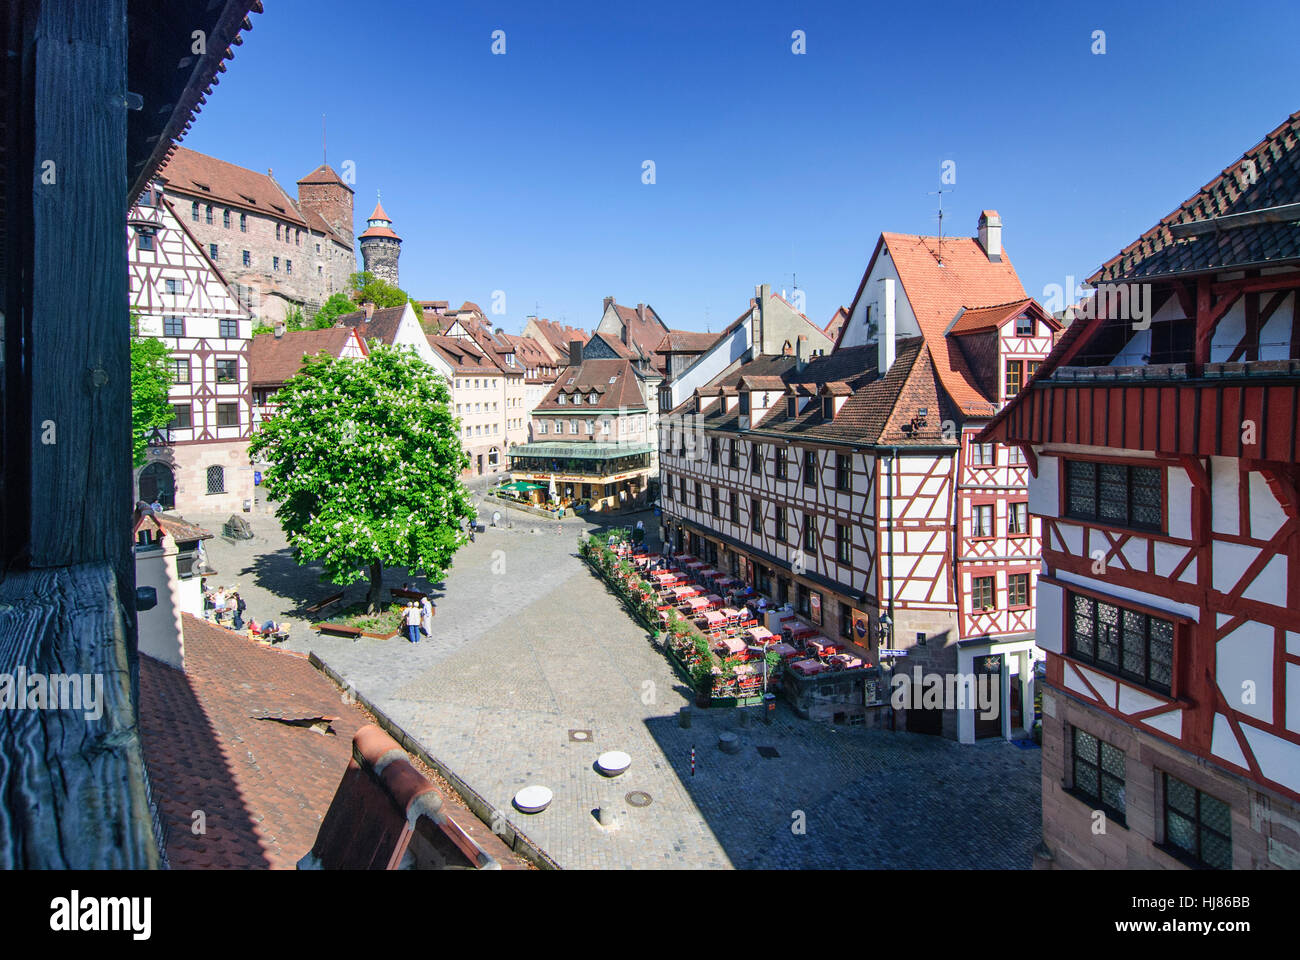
[
  {"x1": 216, "y1": 403, "x2": 239, "y2": 427},
  {"x1": 1027, "y1": 360, "x2": 1041, "y2": 381},
  {"x1": 206, "y1": 465, "x2": 225, "y2": 494},
  {"x1": 836, "y1": 523, "x2": 850, "y2": 563},
  {"x1": 774, "y1": 506, "x2": 787, "y2": 542},
  {"x1": 710, "y1": 438, "x2": 719, "y2": 465},
  {"x1": 971, "y1": 576, "x2": 994, "y2": 611},
  {"x1": 602, "y1": 419, "x2": 610, "y2": 433},
  {"x1": 1072, "y1": 728, "x2": 1126, "y2": 823},
  {"x1": 1163, "y1": 775, "x2": 1231, "y2": 869},
  {"x1": 1005, "y1": 359, "x2": 1023, "y2": 397},
  {"x1": 316, "y1": 243, "x2": 321, "y2": 253},
  {"x1": 803, "y1": 513, "x2": 817, "y2": 553},
  {"x1": 170, "y1": 404, "x2": 192, "y2": 429},
  {"x1": 273, "y1": 256, "x2": 279, "y2": 272},
  {"x1": 137, "y1": 231, "x2": 154, "y2": 251},
  {"x1": 822, "y1": 397, "x2": 833, "y2": 419},
  {"x1": 286, "y1": 259, "x2": 292, "y2": 275},
  {"x1": 972, "y1": 503, "x2": 994, "y2": 538},
  {"x1": 1065, "y1": 460, "x2": 1163, "y2": 531},
  {"x1": 1015, "y1": 315, "x2": 1034, "y2": 337},
  {"x1": 739, "y1": 392, "x2": 750, "y2": 414},
  {"x1": 1008, "y1": 501, "x2": 1028, "y2": 535},
  {"x1": 205, "y1": 205, "x2": 213, "y2": 225},
  {"x1": 171, "y1": 358, "x2": 190, "y2": 384},
  {"x1": 664, "y1": 475, "x2": 672, "y2": 500},
  {"x1": 730, "y1": 491, "x2": 739, "y2": 523},
  {"x1": 750, "y1": 497, "x2": 761, "y2": 533},
  {"x1": 750, "y1": 442, "x2": 762, "y2": 475},
  {"x1": 694, "y1": 482, "x2": 702, "y2": 509},
  {"x1": 729, "y1": 438, "x2": 738, "y2": 466},
  {"x1": 275, "y1": 224, "x2": 281, "y2": 240},
  {"x1": 191, "y1": 201, "x2": 199, "y2": 221},
  {"x1": 1008, "y1": 445, "x2": 1026, "y2": 466},
  {"x1": 835, "y1": 453, "x2": 850, "y2": 491},
  {"x1": 163, "y1": 316, "x2": 184, "y2": 337},
  {"x1": 1069, "y1": 592, "x2": 1174, "y2": 694},
  {"x1": 803, "y1": 449, "x2": 817, "y2": 486},
  {"x1": 222, "y1": 209, "x2": 230, "y2": 229},
  {"x1": 219, "y1": 319, "x2": 239, "y2": 339},
  {"x1": 558, "y1": 393, "x2": 567, "y2": 405},
  {"x1": 711, "y1": 487, "x2": 719, "y2": 517},
  {"x1": 208, "y1": 243, "x2": 218, "y2": 260},
  {"x1": 215, "y1": 358, "x2": 238, "y2": 383},
  {"x1": 586, "y1": 420, "x2": 594, "y2": 435},
  {"x1": 786, "y1": 397, "x2": 797, "y2": 418},
  {"x1": 775, "y1": 447, "x2": 787, "y2": 479},
  {"x1": 239, "y1": 212, "x2": 247, "y2": 233},
  {"x1": 796, "y1": 584, "x2": 810, "y2": 617},
  {"x1": 242, "y1": 250, "x2": 251, "y2": 267},
  {"x1": 970, "y1": 442, "x2": 995, "y2": 466},
  {"x1": 164, "y1": 278, "x2": 179, "y2": 294},
  {"x1": 1008, "y1": 572, "x2": 1029, "y2": 607},
  {"x1": 840, "y1": 605, "x2": 852, "y2": 640}
]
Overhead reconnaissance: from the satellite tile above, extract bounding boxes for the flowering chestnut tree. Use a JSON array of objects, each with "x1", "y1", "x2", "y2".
[{"x1": 249, "y1": 343, "x2": 474, "y2": 612}]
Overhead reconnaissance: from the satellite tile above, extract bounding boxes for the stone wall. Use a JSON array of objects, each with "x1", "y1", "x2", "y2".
[
  {"x1": 361, "y1": 235, "x2": 400, "y2": 286},
  {"x1": 138, "y1": 439, "x2": 255, "y2": 516}
]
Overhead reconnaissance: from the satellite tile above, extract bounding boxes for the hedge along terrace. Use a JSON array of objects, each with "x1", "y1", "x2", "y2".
[{"x1": 579, "y1": 528, "x2": 779, "y2": 707}]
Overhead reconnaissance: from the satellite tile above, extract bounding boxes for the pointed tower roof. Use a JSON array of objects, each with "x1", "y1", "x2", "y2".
[
  {"x1": 368, "y1": 198, "x2": 391, "y2": 223},
  {"x1": 297, "y1": 164, "x2": 353, "y2": 191},
  {"x1": 359, "y1": 193, "x2": 400, "y2": 241}
]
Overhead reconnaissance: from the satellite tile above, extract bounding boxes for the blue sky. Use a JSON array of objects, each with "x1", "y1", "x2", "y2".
[{"x1": 182, "y1": 0, "x2": 1300, "y2": 334}]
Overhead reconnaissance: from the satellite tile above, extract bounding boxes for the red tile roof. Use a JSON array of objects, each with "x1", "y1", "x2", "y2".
[
  {"x1": 530, "y1": 318, "x2": 589, "y2": 355},
  {"x1": 338, "y1": 306, "x2": 415, "y2": 348},
  {"x1": 823, "y1": 306, "x2": 851, "y2": 342},
  {"x1": 845, "y1": 232, "x2": 1030, "y2": 417},
  {"x1": 606, "y1": 301, "x2": 669, "y2": 365},
  {"x1": 296, "y1": 164, "x2": 352, "y2": 190},
  {"x1": 427, "y1": 334, "x2": 499, "y2": 374},
  {"x1": 655, "y1": 330, "x2": 721, "y2": 354},
  {"x1": 945, "y1": 298, "x2": 1033, "y2": 335},
  {"x1": 159, "y1": 145, "x2": 307, "y2": 226},
  {"x1": 536, "y1": 358, "x2": 647, "y2": 411},
  {"x1": 249, "y1": 328, "x2": 366, "y2": 387}
]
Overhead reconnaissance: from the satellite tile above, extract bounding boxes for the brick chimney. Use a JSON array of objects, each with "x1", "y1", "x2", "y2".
[
  {"x1": 603, "y1": 296, "x2": 614, "y2": 313},
  {"x1": 569, "y1": 340, "x2": 583, "y2": 366},
  {"x1": 795, "y1": 335, "x2": 809, "y2": 371},
  {"x1": 364, "y1": 302, "x2": 375, "y2": 321},
  {"x1": 978, "y1": 210, "x2": 1002, "y2": 262},
  {"x1": 636, "y1": 303, "x2": 646, "y2": 323}
]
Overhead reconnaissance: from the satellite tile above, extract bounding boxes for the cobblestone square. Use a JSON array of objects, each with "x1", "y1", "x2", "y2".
[{"x1": 190, "y1": 497, "x2": 1042, "y2": 869}]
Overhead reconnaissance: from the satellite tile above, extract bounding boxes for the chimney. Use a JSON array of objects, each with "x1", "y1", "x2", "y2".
[
  {"x1": 273, "y1": 320, "x2": 286, "y2": 339},
  {"x1": 795, "y1": 335, "x2": 809, "y2": 371},
  {"x1": 569, "y1": 339, "x2": 583, "y2": 367},
  {"x1": 978, "y1": 210, "x2": 1002, "y2": 262},
  {"x1": 364, "y1": 302, "x2": 375, "y2": 321},
  {"x1": 878, "y1": 277, "x2": 896, "y2": 375},
  {"x1": 603, "y1": 296, "x2": 614, "y2": 313},
  {"x1": 636, "y1": 303, "x2": 646, "y2": 323}
]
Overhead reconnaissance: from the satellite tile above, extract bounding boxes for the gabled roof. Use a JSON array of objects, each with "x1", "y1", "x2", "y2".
[
  {"x1": 1091, "y1": 109, "x2": 1300, "y2": 284},
  {"x1": 296, "y1": 164, "x2": 352, "y2": 190},
  {"x1": 159, "y1": 145, "x2": 308, "y2": 226},
  {"x1": 249, "y1": 327, "x2": 366, "y2": 386},
  {"x1": 823, "y1": 306, "x2": 851, "y2": 342},
  {"x1": 670, "y1": 339, "x2": 953, "y2": 447},
  {"x1": 589, "y1": 330, "x2": 639, "y2": 360},
  {"x1": 843, "y1": 231, "x2": 1030, "y2": 417},
  {"x1": 945, "y1": 298, "x2": 1034, "y2": 336},
  {"x1": 338, "y1": 306, "x2": 414, "y2": 347},
  {"x1": 655, "y1": 330, "x2": 721, "y2": 354},
  {"x1": 606, "y1": 300, "x2": 669, "y2": 363},
  {"x1": 535, "y1": 358, "x2": 646, "y2": 411},
  {"x1": 529, "y1": 318, "x2": 589, "y2": 355},
  {"x1": 427, "y1": 334, "x2": 499, "y2": 374}
]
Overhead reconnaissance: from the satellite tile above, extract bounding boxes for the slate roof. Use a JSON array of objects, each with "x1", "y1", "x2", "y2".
[
  {"x1": 669, "y1": 339, "x2": 957, "y2": 447},
  {"x1": 338, "y1": 306, "x2": 413, "y2": 348},
  {"x1": 249, "y1": 328, "x2": 364, "y2": 386},
  {"x1": 536, "y1": 358, "x2": 647, "y2": 411},
  {"x1": 1091, "y1": 109, "x2": 1300, "y2": 284},
  {"x1": 589, "y1": 330, "x2": 639, "y2": 360}
]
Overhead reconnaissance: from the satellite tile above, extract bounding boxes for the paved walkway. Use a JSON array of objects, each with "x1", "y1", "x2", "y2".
[{"x1": 185, "y1": 500, "x2": 1042, "y2": 869}]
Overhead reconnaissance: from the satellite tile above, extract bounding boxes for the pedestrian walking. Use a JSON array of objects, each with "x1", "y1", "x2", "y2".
[
  {"x1": 212, "y1": 586, "x2": 228, "y2": 623},
  {"x1": 231, "y1": 591, "x2": 246, "y2": 630},
  {"x1": 404, "y1": 600, "x2": 422, "y2": 644},
  {"x1": 419, "y1": 595, "x2": 433, "y2": 638}
]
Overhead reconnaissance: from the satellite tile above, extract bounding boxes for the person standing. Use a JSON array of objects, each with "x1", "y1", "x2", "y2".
[
  {"x1": 231, "y1": 591, "x2": 246, "y2": 630},
  {"x1": 404, "y1": 601, "x2": 421, "y2": 644},
  {"x1": 213, "y1": 587, "x2": 228, "y2": 623},
  {"x1": 419, "y1": 595, "x2": 433, "y2": 638}
]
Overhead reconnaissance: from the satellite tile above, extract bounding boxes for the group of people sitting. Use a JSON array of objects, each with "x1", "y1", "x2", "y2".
[{"x1": 202, "y1": 580, "x2": 286, "y2": 641}]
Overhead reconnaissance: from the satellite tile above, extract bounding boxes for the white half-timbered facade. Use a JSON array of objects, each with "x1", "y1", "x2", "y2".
[
  {"x1": 986, "y1": 110, "x2": 1300, "y2": 869},
  {"x1": 129, "y1": 183, "x2": 254, "y2": 514}
]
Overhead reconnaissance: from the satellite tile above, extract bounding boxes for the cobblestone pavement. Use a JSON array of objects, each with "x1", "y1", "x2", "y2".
[{"x1": 186, "y1": 498, "x2": 1041, "y2": 869}]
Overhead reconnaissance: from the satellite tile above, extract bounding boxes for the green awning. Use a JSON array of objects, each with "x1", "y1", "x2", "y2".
[
  {"x1": 508, "y1": 442, "x2": 654, "y2": 461},
  {"x1": 497, "y1": 481, "x2": 545, "y2": 492}
]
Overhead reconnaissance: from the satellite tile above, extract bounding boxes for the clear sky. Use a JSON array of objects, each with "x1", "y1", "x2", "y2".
[{"x1": 180, "y1": 0, "x2": 1300, "y2": 335}]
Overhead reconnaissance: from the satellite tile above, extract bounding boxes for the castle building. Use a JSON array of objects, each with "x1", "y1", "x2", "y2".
[
  {"x1": 156, "y1": 146, "x2": 357, "y2": 324},
  {"x1": 359, "y1": 197, "x2": 402, "y2": 286}
]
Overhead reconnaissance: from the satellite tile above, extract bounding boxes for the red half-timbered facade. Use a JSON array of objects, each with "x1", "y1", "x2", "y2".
[
  {"x1": 662, "y1": 220, "x2": 1057, "y2": 741},
  {"x1": 129, "y1": 182, "x2": 254, "y2": 514},
  {"x1": 984, "y1": 110, "x2": 1300, "y2": 869}
]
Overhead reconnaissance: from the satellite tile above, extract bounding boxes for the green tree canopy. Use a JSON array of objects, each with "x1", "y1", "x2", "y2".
[
  {"x1": 348, "y1": 270, "x2": 422, "y2": 313},
  {"x1": 247, "y1": 344, "x2": 474, "y2": 612},
  {"x1": 130, "y1": 315, "x2": 174, "y2": 467},
  {"x1": 310, "y1": 292, "x2": 360, "y2": 329}
]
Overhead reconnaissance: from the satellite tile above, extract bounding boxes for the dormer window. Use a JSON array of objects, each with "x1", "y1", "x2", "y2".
[
  {"x1": 739, "y1": 392, "x2": 750, "y2": 415},
  {"x1": 589, "y1": 393, "x2": 598, "y2": 405},
  {"x1": 558, "y1": 394, "x2": 567, "y2": 405},
  {"x1": 822, "y1": 397, "x2": 833, "y2": 419},
  {"x1": 786, "y1": 397, "x2": 797, "y2": 417}
]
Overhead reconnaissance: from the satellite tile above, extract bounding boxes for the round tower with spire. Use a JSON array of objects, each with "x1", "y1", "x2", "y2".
[{"x1": 359, "y1": 192, "x2": 401, "y2": 286}]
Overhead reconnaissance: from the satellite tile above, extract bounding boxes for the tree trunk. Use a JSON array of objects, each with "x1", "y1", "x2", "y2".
[{"x1": 366, "y1": 560, "x2": 384, "y2": 614}]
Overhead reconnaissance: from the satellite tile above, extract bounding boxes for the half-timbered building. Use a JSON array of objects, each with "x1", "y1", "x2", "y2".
[
  {"x1": 662, "y1": 218, "x2": 1058, "y2": 740},
  {"x1": 129, "y1": 181, "x2": 255, "y2": 514},
  {"x1": 984, "y1": 110, "x2": 1300, "y2": 869}
]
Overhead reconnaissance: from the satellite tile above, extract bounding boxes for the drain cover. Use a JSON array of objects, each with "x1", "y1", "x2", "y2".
[
  {"x1": 625, "y1": 791, "x2": 652, "y2": 807},
  {"x1": 756, "y1": 746, "x2": 781, "y2": 759},
  {"x1": 568, "y1": 729, "x2": 593, "y2": 743}
]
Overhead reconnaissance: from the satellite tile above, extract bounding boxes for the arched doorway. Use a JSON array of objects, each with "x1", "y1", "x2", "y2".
[{"x1": 139, "y1": 462, "x2": 175, "y2": 510}]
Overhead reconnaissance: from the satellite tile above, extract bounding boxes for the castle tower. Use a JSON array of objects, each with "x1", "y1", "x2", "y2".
[
  {"x1": 358, "y1": 194, "x2": 401, "y2": 286},
  {"x1": 296, "y1": 164, "x2": 355, "y2": 246}
]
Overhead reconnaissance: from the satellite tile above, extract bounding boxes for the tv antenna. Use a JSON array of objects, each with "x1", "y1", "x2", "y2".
[
  {"x1": 322, "y1": 114, "x2": 327, "y2": 165},
  {"x1": 927, "y1": 188, "x2": 953, "y2": 265}
]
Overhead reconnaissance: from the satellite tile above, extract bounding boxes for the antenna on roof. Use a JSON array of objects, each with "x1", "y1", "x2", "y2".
[
  {"x1": 322, "y1": 114, "x2": 327, "y2": 165},
  {"x1": 926, "y1": 188, "x2": 953, "y2": 265}
]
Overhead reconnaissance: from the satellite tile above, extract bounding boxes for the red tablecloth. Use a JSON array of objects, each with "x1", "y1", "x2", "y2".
[
  {"x1": 745, "y1": 626, "x2": 774, "y2": 643},
  {"x1": 718, "y1": 636, "x2": 746, "y2": 655}
]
